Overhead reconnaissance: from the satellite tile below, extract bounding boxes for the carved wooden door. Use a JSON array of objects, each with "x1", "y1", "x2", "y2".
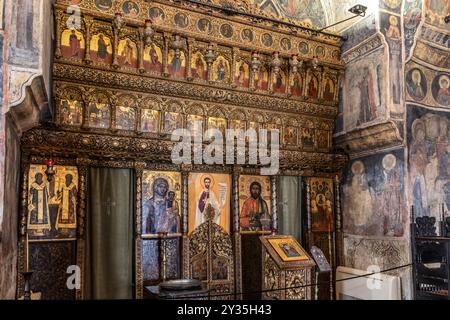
[{"x1": 189, "y1": 206, "x2": 234, "y2": 299}]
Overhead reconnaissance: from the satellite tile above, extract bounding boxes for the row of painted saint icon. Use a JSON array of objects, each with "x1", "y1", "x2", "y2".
[{"x1": 61, "y1": 30, "x2": 335, "y2": 99}]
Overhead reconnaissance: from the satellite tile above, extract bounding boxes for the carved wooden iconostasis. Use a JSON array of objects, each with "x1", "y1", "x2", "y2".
[{"x1": 18, "y1": 0, "x2": 348, "y2": 300}]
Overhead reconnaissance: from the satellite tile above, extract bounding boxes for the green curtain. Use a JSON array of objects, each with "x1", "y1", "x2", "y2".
[
  {"x1": 84, "y1": 168, "x2": 134, "y2": 300},
  {"x1": 278, "y1": 176, "x2": 303, "y2": 244}
]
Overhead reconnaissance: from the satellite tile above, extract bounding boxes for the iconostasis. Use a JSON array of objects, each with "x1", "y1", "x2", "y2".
[{"x1": 18, "y1": 0, "x2": 347, "y2": 300}]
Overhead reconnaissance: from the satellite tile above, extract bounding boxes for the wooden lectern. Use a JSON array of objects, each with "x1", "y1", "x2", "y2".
[{"x1": 260, "y1": 235, "x2": 316, "y2": 300}]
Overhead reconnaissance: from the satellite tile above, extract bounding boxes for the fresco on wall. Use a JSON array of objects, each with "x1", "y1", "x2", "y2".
[
  {"x1": 342, "y1": 47, "x2": 385, "y2": 131},
  {"x1": 406, "y1": 68, "x2": 427, "y2": 101},
  {"x1": 408, "y1": 106, "x2": 450, "y2": 219},
  {"x1": 142, "y1": 171, "x2": 181, "y2": 236},
  {"x1": 238, "y1": 175, "x2": 272, "y2": 233},
  {"x1": 380, "y1": 0, "x2": 402, "y2": 13},
  {"x1": 27, "y1": 165, "x2": 78, "y2": 240},
  {"x1": 341, "y1": 14, "x2": 377, "y2": 53},
  {"x1": 431, "y1": 74, "x2": 450, "y2": 107},
  {"x1": 381, "y1": 13, "x2": 403, "y2": 109},
  {"x1": 403, "y1": 0, "x2": 422, "y2": 60},
  {"x1": 425, "y1": 0, "x2": 450, "y2": 27},
  {"x1": 342, "y1": 150, "x2": 406, "y2": 237},
  {"x1": 255, "y1": 0, "x2": 326, "y2": 28},
  {"x1": 144, "y1": 44, "x2": 162, "y2": 73}
]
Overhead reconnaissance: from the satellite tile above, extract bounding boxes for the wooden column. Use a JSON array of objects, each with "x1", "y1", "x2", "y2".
[
  {"x1": 163, "y1": 33, "x2": 171, "y2": 77},
  {"x1": 134, "y1": 163, "x2": 144, "y2": 299},
  {"x1": 181, "y1": 168, "x2": 190, "y2": 279},
  {"x1": 231, "y1": 48, "x2": 239, "y2": 86},
  {"x1": 186, "y1": 38, "x2": 194, "y2": 80},
  {"x1": 54, "y1": 9, "x2": 64, "y2": 59},
  {"x1": 16, "y1": 163, "x2": 30, "y2": 299},
  {"x1": 138, "y1": 28, "x2": 145, "y2": 73},
  {"x1": 270, "y1": 175, "x2": 279, "y2": 232},
  {"x1": 232, "y1": 166, "x2": 242, "y2": 299},
  {"x1": 75, "y1": 159, "x2": 88, "y2": 300},
  {"x1": 83, "y1": 16, "x2": 93, "y2": 64}
]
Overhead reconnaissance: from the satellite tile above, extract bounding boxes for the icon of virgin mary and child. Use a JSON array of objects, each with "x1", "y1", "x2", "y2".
[{"x1": 143, "y1": 178, "x2": 180, "y2": 234}]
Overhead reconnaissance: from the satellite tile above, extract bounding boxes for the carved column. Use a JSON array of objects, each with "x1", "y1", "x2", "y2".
[
  {"x1": 249, "y1": 66, "x2": 255, "y2": 91},
  {"x1": 286, "y1": 66, "x2": 292, "y2": 97},
  {"x1": 112, "y1": 21, "x2": 121, "y2": 68},
  {"x1": 54, "y1": 83, "x2": 62, "y2": 125},
  {"x1": 75, "y1": 160, "x2": 88, "y2": 300},
  {"x1": 16, "y1": 163, "x2": 30, "y2": 299},
  {"x1": 232, "y1": 166, "x2": 242, "y2": 299},
  {"x1": 270, "y1": 175, "x2": 279, "y2": 232},
  {"x1": 231, "y1": 48, "x2": 239, "y2": 86},
  {"x1": 305, "y1": 178, "x2": 312, "y2": 248},
  {"x1": 317, "y1": 67, "x2": 325, "y2": 100},
  {"x1": 83, "y1": 16, "x2": 93, "y2": 64},
  {"x1": 181, "y1": 168, "x2": 190, "y2": 279},
  {"x1": 138, "y1": 28, "x2": 145, "y2": 73},
  {"x1": 54, "y1": 9, "x2": 65, "y2": 59},
  {"x1": 301, "y1": 67, "x2": 308, "y2": 98},
  {"x1": 268, "y1": 69, "x2": 274, "y2": 93},
  {"x1": 110, "y1": 94, "x2": 118, "y2": 131},
  {"x1": 134, "y1": 163, "x2": 145, "y2": 299},
  {"x1": 319, "y1": 67, "x2": 330, "y2": 100},
  {"x1": 163, "y1": 32, "x2": 171, "y2": 77},
  {"x1": 81, "y1": 89, "x2": 91, "y2": 129},
  {"x1": 186, "y1": 38, "x2": 194, "y2": 80},
  {"x1": 135, "y1": 95, "x2": 143, "y2": 134}
]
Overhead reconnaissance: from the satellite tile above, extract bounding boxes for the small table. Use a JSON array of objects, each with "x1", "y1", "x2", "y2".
[{"x1": 144, "y1": 286, "x2": 210, "y2": 300}]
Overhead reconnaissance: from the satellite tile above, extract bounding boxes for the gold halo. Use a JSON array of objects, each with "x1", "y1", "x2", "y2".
[
  {"x1": 200, "y1": 174, "x2": 214, "y2": 189},
  {"x1": 412, "y1": 119, "x2": 425, "y2": 142},
  {"x1": 411, "y1": 69, "x2": 421, "y2": 83},
  {"x1": 439, "y1": 75, "x2": 450, "y2": 89},
  {"x1": 351, "y1": 161, "x2": 364, "y2": 175},
  {"x1": 382, "y1": 154, "x2": 397, "y2": 171},
  {"x1": 389, "y1": 15, "x2": 398, "y2": 26}
]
